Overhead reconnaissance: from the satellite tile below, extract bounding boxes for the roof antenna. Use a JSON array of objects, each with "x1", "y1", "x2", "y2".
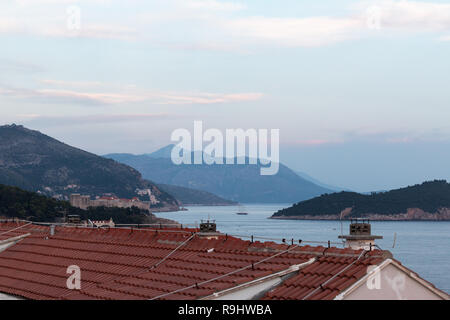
[{"x1": 392, "y1": 232, "x2": 397, "y2": 248}]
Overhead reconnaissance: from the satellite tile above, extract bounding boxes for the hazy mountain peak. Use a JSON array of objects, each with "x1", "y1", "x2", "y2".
[
  {"x1": 145, "y1": 144, "x2": 175, "y2": 159},
  {"x1": 107, "y1": 152, "x2": 333, "y2": 203}
]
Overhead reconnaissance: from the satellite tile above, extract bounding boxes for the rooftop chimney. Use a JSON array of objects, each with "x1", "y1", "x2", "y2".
[
  {"x1": 199, "y1": 220, "x2": 217, "y2": 233},
  {"x1": 338, "y1": 219, "x2": 382, "y2": 250},
  {"x1": 198, "y1": 220, "x2": 220, "y2": 239}
]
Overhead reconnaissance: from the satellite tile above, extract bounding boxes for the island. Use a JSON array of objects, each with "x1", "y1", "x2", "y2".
[{"x1": 271, "y1": 180, "x2": 450, "y2": 220}]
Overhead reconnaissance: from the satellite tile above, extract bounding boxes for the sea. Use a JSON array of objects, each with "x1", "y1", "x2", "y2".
[{"x1": 157, "y1": 203, "x2": 450, "y2": 294}]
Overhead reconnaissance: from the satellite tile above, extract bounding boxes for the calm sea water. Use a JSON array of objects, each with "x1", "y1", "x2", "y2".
[{"x1": 157, "y1": 204, "x2": 450, "y2": 294}]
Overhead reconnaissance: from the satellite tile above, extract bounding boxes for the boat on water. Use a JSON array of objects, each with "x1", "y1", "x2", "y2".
[{"x1": 236, "y1": 205, "x2": 248, "y2": 215}]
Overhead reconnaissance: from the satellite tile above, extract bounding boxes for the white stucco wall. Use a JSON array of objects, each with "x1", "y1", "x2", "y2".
[
  {"x1": 343, "y1": 263, "x2": 445, "y2": 300},
  {"x1": 0, "y1": 292, "x2": 22, "y2": 300}
]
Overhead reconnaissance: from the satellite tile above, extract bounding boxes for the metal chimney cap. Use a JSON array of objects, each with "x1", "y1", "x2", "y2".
[{"x1": 338, "y1": 219, "x2": 383, "y2": 240}]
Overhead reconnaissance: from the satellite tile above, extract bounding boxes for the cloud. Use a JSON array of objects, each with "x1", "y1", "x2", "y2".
[
  {"x1": 154, "y1": 92, "x2": 264, "y2": 104},
  {"x1": 40, "y1": 79, "x2": 104, "y2": 88},
  {"x1": 16, "y1": 113, "x2": 173, "y2": 126},
  {"x1": 220, "y1": 0, "x2": 450, "y2": 48},
  {"x1": 13, "y1": 0, "x2": 113, "y2": 5},
  {"x1": 183, "y1": 0, "x2": 246, "y2": 12},
  {"x1": 3, "y1": 1, "x2": 450, "y2": 48},
  {"x1": 153, "y1": 0, "x2": 450, "y2": 49},
  {"x1": 37, "y1": 89, "x2": 145, "y2": 105},
  {"x1": 225, "y1": 16, "x2": 364, "y2": 47},
  {"x1": 46, "y1": 24, "x2": 138, "y2": 41},
  {"x1": 438, "y1": 35, "x2": 450, "y2": 41},
  {"x1": 0, "y1": 1, "x2": 137, "y2": 41},
  {"x1": 0, "y1": 86, "x2": 137, "y2": 105},
  {"x1": 0, "y1": 19, "x2": 137, "y2": 40},
  {"x1": 368, "y1": 0, "x2": 450, "y2": 31},
  {"x1": 0, "y1": 82, "x2": 264, "y2": 106}
]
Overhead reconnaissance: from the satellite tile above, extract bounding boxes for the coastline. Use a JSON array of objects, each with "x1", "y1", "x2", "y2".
[
  {"x1": 150, "y1": 205, "x2": 180, "y2": 213},
  {"x1": 270, "y1": 207, "x2": 450, "y2": 221},
  {"x1": 175, "y1": 203, "x2": 237, "y2": 207},
  {"x1": 152, "y1": 203, "x2": 237, "y2": 213},
  {"x1": 270, "y1": 216, "x2": 450, "y2": 221}
]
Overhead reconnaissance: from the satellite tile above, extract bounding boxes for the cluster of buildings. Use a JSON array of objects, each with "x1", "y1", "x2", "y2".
[
  {"x1": 69, "y1": 194, "x2": 150, "y2": 211},
  {"x1": 83, "y1": 218, "x2": 115, "y2": 228},
  {"x1": 0, "y1": 219, "x2": 448, "y2": 300},
  {"x1": 59, "y1": 214, "x2": 115, "y2": 228}
]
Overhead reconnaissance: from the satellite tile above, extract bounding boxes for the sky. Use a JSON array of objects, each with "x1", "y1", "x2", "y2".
[{"x1": 1, "y1": 0, "x2": 450, "y2": 192}]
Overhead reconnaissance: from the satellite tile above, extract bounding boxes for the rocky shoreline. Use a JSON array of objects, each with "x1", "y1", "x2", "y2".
[
  {"x1": 270, "y1": 207, "x2": 450, "y2": 221},
  {"x1": 177, "y1": 203, "x2": 236, "y2": 207},
  {"x1": 150, "y1": 205, "x2": 180, "y2": 213}
]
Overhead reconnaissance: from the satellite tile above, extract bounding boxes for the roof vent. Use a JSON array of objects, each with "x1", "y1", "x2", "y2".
[{"x1": 338, "y1": 219, "x2": 382, "y2": 250}]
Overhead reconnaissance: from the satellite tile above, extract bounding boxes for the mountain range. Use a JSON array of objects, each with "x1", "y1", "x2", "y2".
[
  {"x1": 0, "y1": 124, "x2": 178, "y2": 210},
  {"x1": 105, "y1": 145, "x2": 332, "y2": 203},
  {"x1": 0, "y1": 124, "x2": 334, "y2": 207},
  {"x1": 271, "y1": 180, "x2": 450, "y2": 220}
]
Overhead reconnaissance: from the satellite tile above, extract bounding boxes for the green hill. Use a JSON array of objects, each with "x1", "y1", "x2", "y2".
[
  {"x1": 272, "y1": 180, "x2": 450, "y2": 220},
  {"x1": 0, "y1": 124, "x2": 178, "y2": 209},
  {"x1": 0, "y1": 184, "x2": 167, "y2": 224}
]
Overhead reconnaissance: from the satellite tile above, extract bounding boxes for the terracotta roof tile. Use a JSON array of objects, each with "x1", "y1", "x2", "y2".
[
  {"x1": 265, "y1": 252, "x2": 387, "y2": 300},
  {"x1": 0, "y1": 222, "x2": 389, "y2": 300}
]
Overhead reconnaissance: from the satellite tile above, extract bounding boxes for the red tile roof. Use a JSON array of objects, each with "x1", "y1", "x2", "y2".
[
  {"x1": 99, "y1": 196, "x2": 117, "y2": 200},
  {"x1": 0, "y1": 222, "x2": 47, "y2": 241},
  {"x1": 264, "y1": 251, "x2": 386, "y2": 300},
  {"x1": 0, "y1": 221, "x2": 391, "y2": 300}
]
